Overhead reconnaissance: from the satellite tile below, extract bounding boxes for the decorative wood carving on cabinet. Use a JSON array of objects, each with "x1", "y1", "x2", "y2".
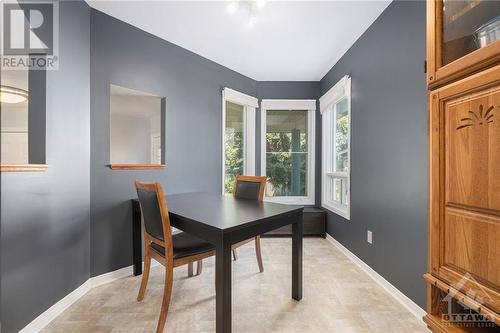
[{"x1": 425, "y1": 1, "x2": 500, "y2": 332}]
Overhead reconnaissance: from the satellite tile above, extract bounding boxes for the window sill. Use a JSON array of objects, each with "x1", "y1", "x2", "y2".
[
  {"x1": 264, "y1": 196, "x2": 315, "y2": 205},
  {"x1": 0, "y1": 164, "x2": 48, "y2": 172},
  {"x1": 322, "y1": 202, "x2": 350, "y2": 220},
  {"x1": 109, "y1": 164, "x2": 166, "y2": 170}
]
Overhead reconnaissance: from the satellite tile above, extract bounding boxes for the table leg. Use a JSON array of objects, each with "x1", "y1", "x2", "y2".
[
  {"x1": 292, "y1": 211, "x2": 303, "y2": 300},
  {"x1": 216, "y1": 238, "x2": 232, "y2": 333},
  {"x1": 132, "y1": 200, "x2": 142, "y2": 276}
]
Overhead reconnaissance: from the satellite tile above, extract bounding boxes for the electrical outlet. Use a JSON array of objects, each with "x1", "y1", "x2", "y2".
[{"x1": 367, "y1": 230, "x2": 373, "y2": 244}]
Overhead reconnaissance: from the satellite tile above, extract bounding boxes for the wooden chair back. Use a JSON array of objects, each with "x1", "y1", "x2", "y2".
[
  {"x1": 233, "y1": 175, "x2": 267, "y2": 201},
  {"x1": 134, "y1": 180, "x2": 173, "y2": 257}
]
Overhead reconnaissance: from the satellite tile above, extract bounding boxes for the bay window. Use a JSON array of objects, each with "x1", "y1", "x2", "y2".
[{"x1": 320, "y1": 76, "x2": 351, "y2": 219}]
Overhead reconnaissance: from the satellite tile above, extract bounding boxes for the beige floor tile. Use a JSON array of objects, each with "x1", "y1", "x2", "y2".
[{"x1": 42, "y1": 238, "x2": 428, "y2": 333}]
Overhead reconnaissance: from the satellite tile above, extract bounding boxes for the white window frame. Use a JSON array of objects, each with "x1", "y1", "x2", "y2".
[
  {"x1": 260, "y1": 99, "x2": 316, "y2": 205},
  {"x1": 222, "y1": 88, "x2": 258, "y2": 193},
  {"x1": 320, "y1": 75, "x2": 351, "y2": 219}
]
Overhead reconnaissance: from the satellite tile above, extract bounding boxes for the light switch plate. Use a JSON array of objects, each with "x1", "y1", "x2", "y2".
[{"x1": 367, "y1": 230, "x2": 373, "y2": 244}]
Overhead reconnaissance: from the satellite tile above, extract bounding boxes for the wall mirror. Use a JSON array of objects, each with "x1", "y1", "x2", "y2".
[
  {"x1": 109, "y1": 84, "x2": 166, "y2": 169},
  {"x1": 1, "y1": 64, "x2": 47, "y2": 172}
]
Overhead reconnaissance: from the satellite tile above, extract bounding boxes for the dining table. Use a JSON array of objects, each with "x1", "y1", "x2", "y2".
[{"x1": 131, "y1": 192, "x2": 304, "y2": 333}]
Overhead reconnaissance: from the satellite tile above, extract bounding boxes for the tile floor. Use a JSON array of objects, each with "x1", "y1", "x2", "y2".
[{"x1": 42, "y1": 238, "x2": 428, "y2": 333}]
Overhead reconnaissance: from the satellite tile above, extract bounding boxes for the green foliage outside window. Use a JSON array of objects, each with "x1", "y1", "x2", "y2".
[
  {"x1": 266, "y1": 132, "x2": 307, "y2": 197},
  {"x1": 224, "y1": 131, "x2": 243, "y2": 194}
]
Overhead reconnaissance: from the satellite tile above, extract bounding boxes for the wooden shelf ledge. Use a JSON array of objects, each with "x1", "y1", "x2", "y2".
[
  {"x1": 0, "y1": 164, "x2": 48, "y2": 172},
  {"x1": 109, "y1": 164, "x2": 166, "y2": 170}
]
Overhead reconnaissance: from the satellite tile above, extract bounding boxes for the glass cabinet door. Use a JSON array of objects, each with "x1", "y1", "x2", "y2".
[{"x1": 442, "y1": 0, "x2": 500, "y2": 66}]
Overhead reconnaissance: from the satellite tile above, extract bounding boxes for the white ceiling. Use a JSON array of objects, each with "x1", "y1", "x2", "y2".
[{"x1": 88, "y1": 0, "x2": 391, "y2": 81}]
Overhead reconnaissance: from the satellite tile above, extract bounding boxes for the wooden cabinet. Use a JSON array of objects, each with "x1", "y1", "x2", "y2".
[
  {"x1": 425, "y1": 1, "x2": 500, "y2": 332},
  {"x1": 426, "y1": 0, "x2": 500, "y2": 88}
]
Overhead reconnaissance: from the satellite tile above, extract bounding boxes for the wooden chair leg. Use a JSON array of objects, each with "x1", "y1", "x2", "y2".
[
  {"x1": 232, "y1": 249, "x2": 238, "y2": 261},
  {"x1": 156, "y1": 263, "x2": 174, "y2": 333},
  {"x1": 255, "y1": 236, "x2": 264, "y2": 273},
  {"x1": 188, "y1": 262, "x2": 194, "y2": 277},
  {"x1": 196, "y1": 260, "x2": 203, "y2": 275},
  {"x1": 137, "y1": 245, "x2": 151, "y2": 301}
]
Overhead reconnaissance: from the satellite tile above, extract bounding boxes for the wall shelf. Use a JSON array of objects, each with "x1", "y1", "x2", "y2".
[
  {"x1": 109, "y1": 164, "x2": 166, "y2": 170},
  {"x1": 0, "y1": 164, "x2": 48, "y2": 172}
]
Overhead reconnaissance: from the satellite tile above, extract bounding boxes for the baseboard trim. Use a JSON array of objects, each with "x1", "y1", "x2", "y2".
[
  {"x1": 325, "y1": 234, "x2": 426, "y2": 320},
  {"x1": 19, "y1": 261, "x2": 159, "y2": 333}
]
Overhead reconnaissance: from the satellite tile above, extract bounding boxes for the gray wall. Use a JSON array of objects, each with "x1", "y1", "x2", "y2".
[
  {"x1": 90, "y1": 10, "x2": 258, "y2": 276},
  {"x1": 0, "y1": 1, "x2": 91, "y2": 332},
  {"x1": 319, "y1": 0, "x2": 427, "y2": 308}
]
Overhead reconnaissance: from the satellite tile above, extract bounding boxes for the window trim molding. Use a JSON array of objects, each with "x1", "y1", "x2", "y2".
[
  {"x1": 223, "y1": 88, "x2": 258, "y2": 108},
  {"x1": 320, "y1": 75, "x2": 351, "y2": 113},
  {"x1": 321, "y1": 76, "x2": 351, "y2": 219},
  {"x1": 261, "y1": 99, "x2": 316, "y2": 111},
  {"x1": 222, "y1": 88, "x2": 257, "y2": 194},
  {"x1": 260, "y1": 99, "x2": 316, "y2": 205}
]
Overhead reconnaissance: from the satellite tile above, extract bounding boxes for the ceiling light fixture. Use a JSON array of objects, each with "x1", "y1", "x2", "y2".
[
  {"x1": 226, "y1": 1, "x2": 239, "y2": 14},
  {"x1": 256, "y1": 0, "x2": 267, "y2": 9},
  {"x1": 227, "y1": 1, "x2": 264, "y2": 27},
  {"x1": 0, "y1": 85, "x2": 29, "y2": 104}
]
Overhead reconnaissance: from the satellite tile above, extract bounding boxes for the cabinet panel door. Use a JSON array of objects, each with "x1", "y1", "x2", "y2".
[
  {"x1": 445, "y1": 84, "x2": 500, "y2": 210},
  {"x1": 429, "y1": 64, "x2": 500, "y2": 313},
  {"x1": 443, "y1": 208, "x2": 499, "y2": 289}
]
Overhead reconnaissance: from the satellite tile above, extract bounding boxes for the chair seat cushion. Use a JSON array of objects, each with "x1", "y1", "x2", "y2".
[{"x1": 150, "y1": 232, "x2": 215, "y2": 259}]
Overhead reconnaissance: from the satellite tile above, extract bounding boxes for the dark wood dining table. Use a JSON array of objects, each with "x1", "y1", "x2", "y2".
[{"x1": 131, "y1": 192, "x2": 304, "y2": 333}]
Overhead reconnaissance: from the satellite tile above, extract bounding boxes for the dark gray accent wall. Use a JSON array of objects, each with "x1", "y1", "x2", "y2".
[
  {"x1": 319, "y1": 0, "x2": 427, "y2": 308},
  {"x1": 90, "y1": 10, "x2": 258, "y2": 276},
  {"x1": 0, "y1": 1, "x2": 91, "y2": 332}
]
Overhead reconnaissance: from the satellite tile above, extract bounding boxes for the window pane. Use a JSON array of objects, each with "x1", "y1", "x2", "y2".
[
  {"x1": 266, "y1": 110, "x2": 308, "y2": 197},
  {"x1": 333, "y1": 177, "x2": 349, "y2": 206},
  {"x1": 327, "y1": 175, "x2": 335, "y2": 202},
  {"x1": 335, "y1": 98, "x2": 349, "y2": 172},
  {"x1": 334, "y1": 178, "x2": 342, "y2": 203},
  {"x1": 341, "y1": 177, "x2": 349, "y2": 205},
  {"x1": 266, "y1": 110, "x2": 308, "y2": 152},
  {"x1": 224, "y1": 101, "x2": 245, "y2": 194},
  {"x1": 266, "y1": 152, "x2": 307, "y2": 197}
]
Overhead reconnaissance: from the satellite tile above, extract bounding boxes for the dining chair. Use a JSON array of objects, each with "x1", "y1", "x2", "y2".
[
  {"x1": 231, "y1": 175, "x2": 267, "y2": 273},
  {"x1": 134, "y1": 180, "x2": 215, "y2": 333}
]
